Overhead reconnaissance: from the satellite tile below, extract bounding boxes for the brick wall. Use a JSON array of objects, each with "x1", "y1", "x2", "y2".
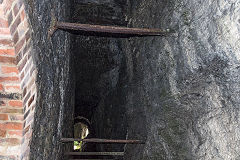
[{"x1": 0, "y1": 0, "x2": 36, "y2": 159}]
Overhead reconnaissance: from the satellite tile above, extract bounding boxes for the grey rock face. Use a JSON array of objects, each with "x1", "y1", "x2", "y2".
[
  {"x1": 23, "y1": 0, "x2": 240, "y2": 159},
  {"x1": 123, "y1": 0, "x2": 240, "y2": 159},
  {"x1": 24, "y1": 0, "x2": 75, "y2": 159}
]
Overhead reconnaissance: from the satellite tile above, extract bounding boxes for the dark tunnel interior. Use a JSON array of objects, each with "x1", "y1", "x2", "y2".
[{"x1": 72, "y1": 0, "x2": 129, "y2": 159}]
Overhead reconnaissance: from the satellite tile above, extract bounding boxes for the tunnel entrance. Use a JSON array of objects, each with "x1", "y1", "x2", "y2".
[
  {"x1": 73, "y1": 116, "x2": 90, "y2": 151},
  {"x1": 68, "y1": 0, "x2": 129, "y2": 159},
  {"x1": 60, "y1": 0, "x2": 146, "y2": 159}
]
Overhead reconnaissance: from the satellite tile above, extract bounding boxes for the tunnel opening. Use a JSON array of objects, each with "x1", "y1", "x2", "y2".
[
  {"x1": 70, "y1": 0, "x2": 129, "y2": 159},
  {"x1": 73, "y1": 116, "x2": 90, "y2": 151}
]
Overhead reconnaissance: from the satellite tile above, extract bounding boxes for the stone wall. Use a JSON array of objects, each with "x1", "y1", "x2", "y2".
[
  {"x1": 73, "y1": 0, "x2": 240, "y2": 159},
  {"x1": 122, "y1": 0, "x2": 240, "y2": 159},
  {"x1": 24, "y1": 0, "x2": 75, "y2": 159}
]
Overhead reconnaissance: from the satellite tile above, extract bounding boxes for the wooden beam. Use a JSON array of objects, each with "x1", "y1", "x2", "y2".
[
  {"x1": 65, "y1": 152, "x2": 124, "y2": 156},
  {"x1": 61, "y1": 138, "x2": 145, "y2": 144}
]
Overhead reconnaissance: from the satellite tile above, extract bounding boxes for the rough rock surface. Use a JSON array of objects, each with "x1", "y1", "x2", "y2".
[
  {"x1": 23, "y1": 0, "x2": 240, "y2": 159},
  {"x1": 123, "y1": 0, "x2": 240, "y2": 159},
  {"x1": 24, "y1": 0, "x2": 75, "y2": 159},
  {"x1": 72, "y1": 0, "x2": 240, "y2": 159}
]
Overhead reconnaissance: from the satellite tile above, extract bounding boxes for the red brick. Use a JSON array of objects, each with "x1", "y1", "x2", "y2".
[
  {"x1": 23, "y1": 43, "x2": 30, "y2": 58},
  {"x1": 0, "y1": 114, "x2": 8, "y2": 120},
  {"x1": 0, "y1": 49, "x2": 15, "y2": 56},
  {"x1": 5, "y1": 0, "x2": 15, "y2": 7},
  {"x1": 0, "y1": 18, "x2": 9, "y2": 28},
  {"x1": 21, "y1": 74, "x2": 30, "y2": 89},
  {"x1": 1, "y1": 66, "x2": 19, "y2": 74},
  {"x1": 8, "y1": 100, "x2": 22, "y2": 107},
  {"x1": 17, "y1": 0, "x2": 24, "y2": 9},
  {"x1": 15, "y1": 36, "x2": 25, "y2": 54},
  {"x1": 13, "y1": 31, "x2": 19, "y2": 44},
  {"x1": 0, "y1": 156, "x2": 17, "y2": 160},
  {"x1": 0, "y1": 84, "x2": 3, "y2": 91},
  {"x1": 9, "y1": 115, "x2": 23, "y2": 121},
  {"x1": 13, "y1": 3, "x2": 20, "y2": 17},
  {"x1": 16, "y1": 51, "x2": 22, "y2": 64},
  {"x1": 0, "y1": 138, "x2": 21, "y2": 146},
  {"x1": 0, "y1": 108, "x2": 23, "y2": 114},
  {"x1": 8, "y1": 130, "x2": 22, "y2": 137},
  {"x1": 0, "y1": 28, "x2": 11, "y2": 35},
  {"x1": 5, "y1": 85, "x2": 20, "y2": 92},
  {"x1": 24, "y1": 60, "x2": 31, "y2": 73},
  {"x1": 23, "y1": 87, "x2": 27, "y2": 97},
  {"x1": 3, "y1": 7, "x2": 11, "y2": 16},
  {"x1": 18, "y1": 55, "x2": 27, "y2": 71},
  {"x1": 22, "y1": 120, "x2": 25, "y2": 129},
  {"x1": 3, "y1": 0, "x2": 15, "y2": 14},
  {"x1": 27, "y1": 76, "x2": 35, "y2": 89},
  {"x1": 10, "y1": 16, "x2": 21, "y2": 35},
  {"x1": 31, "y1": 104, "x2": 35, "y2": 110},
  {"x1": 25, "y1": 29, "x2": 31, "y2": 42},
  {"x1": 28, "y1": 95, "x2": 34, "y2": 107},
  {"x1": 23, "y1": 91, "x2": 30, "y2": 105},
  {"x1": 0, "y1": 56, "x2": 16, "y2": 64},
  {"x1": 24, "y1": 109, "x2": 29, "y2": 119},
  {"x1": 25, "y1": 113, "x2": 33, "y2": 125},
  {"x1": 20, "y1": 9, "x2": 25, "y2": 21},
  {"x1": 23, "y1": 20, "x2": 29, "y2": 31},
  {"x1": 0, "y1": 77, "x2": 19, "y2": 82},
  {"x1": 0, "y1": 39, "x2": 13, "y2": 46},
  {"x1": 20, "y1": 71, "x2": 24, "y2": 80},
  {"x1": 0, "y1": 129, "x2": 6, "y2": 137},
  {"x1": 23, "y1": 125, "x2": 30, "y2": 136},
  {"x1": 8, "y1": 11, "x2": 13, "y2": 26},
  {"x1": 0, "y1": 122, "x2": 23, "y2": 130}
]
